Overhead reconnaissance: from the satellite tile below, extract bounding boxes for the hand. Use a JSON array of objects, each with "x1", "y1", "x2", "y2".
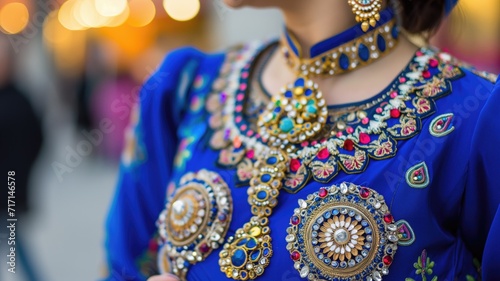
[{"x1": 147, "y1": 274, "x2": 180, "y2": 281}]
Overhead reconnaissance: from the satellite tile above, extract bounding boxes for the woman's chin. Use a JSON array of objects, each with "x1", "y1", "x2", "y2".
[{"x1": 223, "y1": 0, "x2": 246, "y2": 8}]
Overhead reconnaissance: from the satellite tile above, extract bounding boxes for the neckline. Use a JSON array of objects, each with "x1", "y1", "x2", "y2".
[
  {"x1": 285, "y1": 8, "x2": 396, "y2": 59},
  {"x1": 232, "y1": 41, "x2": 425, "y2": 147},
  {"x1": 256, "y1": 41, "x2": 419, "y2": 111}
]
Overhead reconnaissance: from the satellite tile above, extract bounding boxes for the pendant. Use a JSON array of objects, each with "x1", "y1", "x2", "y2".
[
  {"x1": 219, "y1": 149, "x2": 287, "y2": 280},
  {"x1": 157, "y1": 170, "x2": 233, "y2": 280},
  {"x1": 258, "y1": 76, "x2": 328, "y2": 148},
  {"x1": 348, "y1": 0, "x2": 383, "y2": 32},
  {"x1": 286, "y1": 182, "x2": 401, "y2": 281}
]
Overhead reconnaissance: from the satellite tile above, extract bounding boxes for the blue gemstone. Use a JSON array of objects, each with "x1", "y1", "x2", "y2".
[
  {"x1": 273, "y1": 107, "x2": 281, "y2": 114},
  {"x1": 257, "y1": 190, "x2": 267, "y2": 200},
  {"x1": 184, "y1": 261, "x2": 190, "y2": 268},
  {"x1": 266, "y1": 156, "x2": 277, "y2": 165},
  {"x1": 377, "y1": 34, "x2": 386, "y2": 52},
  {"x1": 231, "y1": 249, "x2": 247, "y2": 267},
  {"x1": 294, "y1": 77, "x2": 305, "y2": 87},
  {"x1": 250, "y1": 249, "x2": 261, "y2": 261},
  {"x1": 237, "y1": 238, "x2": 248, "y2": 246},
  {"x1": 305, "y1": 89, "x2": 313, "y2": 96},
  {"x1": 285, "y1": 91, "x2": 293, "y2": 98},
  {"x1": 261, "y1": 174, "x2": 271, "y2": 183},
  {"x1": 218, "y1": 213, "x2": 227, "y2": 222},
  {"x1": 263, "y1": 248, "x2": 270, "y2": 256},
  {"x1": 358, "y1": 44, "x2": 369, "y2": 61},
  {"x1": 392, "y1": 25, "x2": 399, "y2": 39},
  {"x1": 246, "y1": 238, "x2": 258, "y2": 249},
  {"x1": 339, "y1": 53, "x2": 350, "y2": 70},
  {"x1": 241, "y1": 272, "x2": 247, "y2": 278},
  {"x1": 332, "y1": 209, "x2": 339, "y2": 216}
]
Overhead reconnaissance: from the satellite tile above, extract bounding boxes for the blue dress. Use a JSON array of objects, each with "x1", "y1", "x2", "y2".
[{"x1": 103, "y1": 40, "x2": 500, "y2": 281}]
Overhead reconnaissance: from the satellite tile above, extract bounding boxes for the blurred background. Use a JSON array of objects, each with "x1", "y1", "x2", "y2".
[{"x1": 0, "y1": 0, "x2": 498, "y2": 280}]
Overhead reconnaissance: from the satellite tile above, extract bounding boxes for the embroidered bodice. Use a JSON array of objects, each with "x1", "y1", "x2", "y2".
[{"x1": 103, "y1": 41, "x2": 500, "y2": 281}]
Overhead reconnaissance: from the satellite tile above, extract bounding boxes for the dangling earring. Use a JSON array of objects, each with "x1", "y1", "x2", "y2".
[{"x1": 348, "y1": 0, "x2": 383, "y2": 32}]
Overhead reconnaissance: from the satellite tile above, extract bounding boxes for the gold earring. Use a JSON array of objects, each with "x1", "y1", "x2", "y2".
[{"x1": 348, "y1": 0, "x2": 383, "y2": 32}]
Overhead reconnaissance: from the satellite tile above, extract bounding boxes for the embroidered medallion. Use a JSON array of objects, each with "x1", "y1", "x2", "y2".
[
  {"x1": 429, "y1": 113, "x2": 455, "y2": 137},
  {"x1": 157, "y1": 170, "x2": 232, "y2": 280},
  {"x1": 258, "y1": 77, "x2": 328, "y2": 146},
  {"x1": 286, "y1": 183, "x2": 400, "y2": 280},
  {"x1": 405, "y1": 162, "x2": 430, "y2": 189}
]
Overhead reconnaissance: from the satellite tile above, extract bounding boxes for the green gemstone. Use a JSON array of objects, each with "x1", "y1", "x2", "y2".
[
  {"x1": 275, "y1": 100, "x2": 281, "y2": 106},
  {"x1": 279, "y1": 118, "x2": 294, "y2": 133},
  {"x1": 307, "y1": 99, "x2": 315, "y2": 105}
]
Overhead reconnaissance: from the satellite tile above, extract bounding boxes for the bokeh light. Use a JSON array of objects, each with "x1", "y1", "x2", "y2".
[
  {"x1": 78, "y1": 0, "x2": 108, "y2": 28},
  {"x1": 104, "y1": 4, "x2": 130, "y2": 27},
  {"x1": 95, "y1": 0, "x2": 128, "y2": 18},
  {"x1": 127, "y1": 0, "x2": 156, "y2": 27},
  {"x1": 58, "y1": 0, "x2": 87, "y2": 30},
  {"x1": 163, "y1": 0, "x2": 200, "y2": 22},
  {"x1": 0, "y1": 2, "x2": 30, "y2": 34}
]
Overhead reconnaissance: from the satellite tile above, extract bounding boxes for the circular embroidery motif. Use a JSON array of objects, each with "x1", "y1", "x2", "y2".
[
  {"x1": 286, "y1": 182, "x2": 399, "y2": 281},
  {"x1": 157, "y1": 170, "x2": 232, "y2": 278}
]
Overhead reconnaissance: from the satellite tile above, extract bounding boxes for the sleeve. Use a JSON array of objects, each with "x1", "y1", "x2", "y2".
[
  {"x1": 102, "y1": 47, "x2": 203, "y2": 281},
  {"x1": 461, "y1": 76, "x2": 500, "y2": 280}
]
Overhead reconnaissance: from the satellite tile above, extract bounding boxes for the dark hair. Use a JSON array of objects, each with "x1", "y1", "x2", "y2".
[{"x1": 395, "y1": 0, "x2": 447, "y2": 34}]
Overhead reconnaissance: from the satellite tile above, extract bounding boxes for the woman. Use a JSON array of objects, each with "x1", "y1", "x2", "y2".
[{"x1": 104, "y1": 0, "x2": 500, "y2": 280}]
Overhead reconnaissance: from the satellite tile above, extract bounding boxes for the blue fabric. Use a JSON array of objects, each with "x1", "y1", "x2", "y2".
[{"x1": 103, "y1": 46, "x2": 500, "y2": 281}]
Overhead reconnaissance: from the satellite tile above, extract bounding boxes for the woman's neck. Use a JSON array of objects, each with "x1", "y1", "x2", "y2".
[{"x1": 280, "y1": 1, "x2": 386, "y2": 57}]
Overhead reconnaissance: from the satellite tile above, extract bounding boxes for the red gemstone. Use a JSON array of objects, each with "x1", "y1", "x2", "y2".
[
  {"x1": 318, "y1": 187, "x2": 328, "y2": 198},
  {"x1": 429, "y1": 58, "x2": 439, "y2": 68},
  {"x1": 422, "y1": 70, "x2": 431, "y2": 79},
  {"x1": 246, "y1": 149, "x2": 255, "y2": 159},
  {"x1": 290, "y1": 158, "x2": 301, "y2": 173},
  {"x1": 359, "y1": 132, "x2": 371, "y2": 144},
  {"x1": 343, "y1": 139, "x2": 354, "y2": 151},
  {"x1": 317, "y1": 148, "x2": 330, "y2": 160},
  {"x1": 199, "y1": 243, "x2": 210, "y2": 253},
  {"x1": 383, "y1": 255, "x2": 393, "y2": 265},
  {"x1": 148, "y1": 239, "x2": 159, "y2": 252},
  {"x1": 291, "y1": 216, "x2": 300, "y2": 225},
  {"x1": 384, "y1": 213, "x2": 394, "y2": 223},
  {"x1": 291, "y1": 251, "x2": 301, "y2": 261},
  {"x1": 390, "y1": 109, "x2": 401, "y2": 118},
  {"x1": 359, "y1": 187, "x2": 370, "y2": 199}
]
